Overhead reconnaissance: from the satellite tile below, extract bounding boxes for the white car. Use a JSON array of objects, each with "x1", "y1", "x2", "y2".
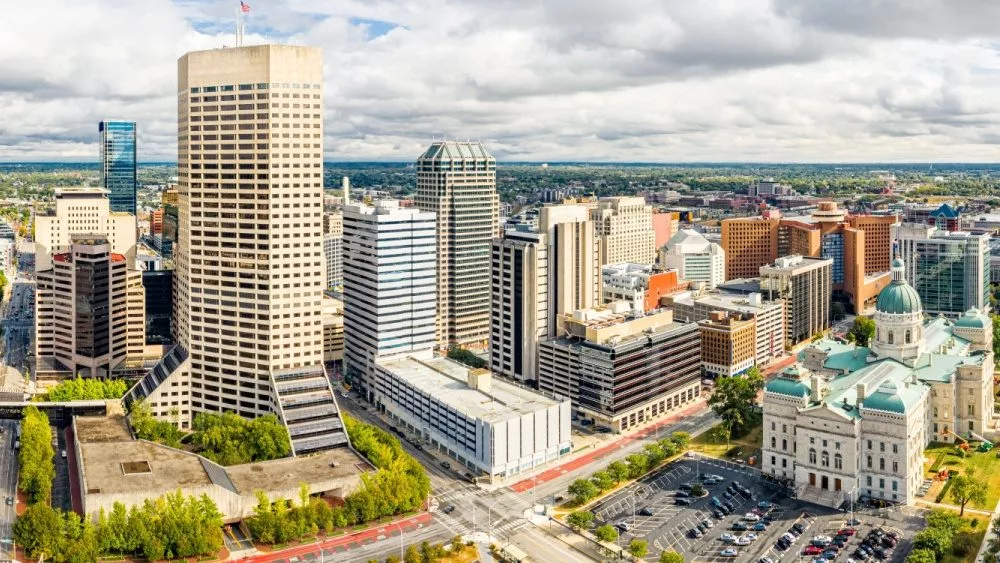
[
  {"x1": 781, "y1": 532, "x2": 796, "y2": 543},
  {"x1": 735, "y1": 536, "x2": 751, "y2": 546},
  {"x1": 813, "y1": 535, "x2": 833, "y2": 544},
  {"x1": 720, "y1": 548, "x2": 738, "y2": 557},
  {"x1": 745, "y1": 532, "x2": 758, "y2": 541},
  {"x1": 720, "y1": 533, "x2": 737, "y2": 543},
  {"x1": 743, "y1": 513, "x2": 760, "y2": 522}
]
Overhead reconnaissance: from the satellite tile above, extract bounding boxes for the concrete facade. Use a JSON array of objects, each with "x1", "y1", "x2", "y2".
[{"x1": 490, "y1": 227, "x2": 548, "y2": 384}]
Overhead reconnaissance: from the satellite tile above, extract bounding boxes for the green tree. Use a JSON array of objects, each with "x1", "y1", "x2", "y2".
[
  {"x1": 594, "y1": 524, "x2": 619, "y2": 543},
  {"x1": 386, "y1": 556, "x2": 401, "y2": 563},
  {"x1": 904, "y1": 549, "x2": 937, "y2": 563},
  {"x1": 949, "y1": 470, "x2": 988, "y2": 516},
  {"x1": 628, "y1": 539, "x2": 648, "y2": 558},
  {"x1": 568, "y1": 478, "x2": 599, "y2": 504},
  {"x1": 566, "y1": 511, "x2": 595, "y2": 531},
  {"x1": 912, "y1": 526, "x2": 952, "y2": 557},
  {"x1": 707, "y1": 366, "x2": 764, "y2": 446},
  {"x1": 446, "y1": 348, "x2": 487, "y2": 369},
  {"x1": 659, "y1": 550, "x2": 685, "y2": 563},
  {"x1": 670, "y1": 432, "x2": 691, "y2": 449},
  {"x1": 18, "y1": 405, "x2": 54, "y2": 504},
  {"x1": 925, "y1": 508, "x2": 964, "y2": 533},
  {"x1": 846, "y1": 316, "x2": 876, "y2": 347},
  {"x1": 404, "y1": 544, "x2": 421, "y2": 563},
  {"x1": 607, "y1": 461, "x2": 630, "y2": 484},
  {"x1": 13, "y1": 503, "x2": 61, "y2": 558},
  {"x1": 591, "y1": 470, "x2": 614, "y2": 492},
  {"x1": 691, "y1": 484, "x2": 705, "y2": 497},
  {"x1": 830, "y1": 301, "x2": 846, "y2": 322}
]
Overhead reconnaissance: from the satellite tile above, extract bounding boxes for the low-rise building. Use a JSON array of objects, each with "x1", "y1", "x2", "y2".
[
  {"x1": 537, "y1": 303, "x2": 701, "y2": 433},
  {"x1": 660, "y1": 229, "x2": 725, "y2": 289},
  {"x1": 371, "y1": 356, "x2": 571, "y2": 481},
  {"x1": 600, "y1": 263, "x2": 686, "y2": 312}
]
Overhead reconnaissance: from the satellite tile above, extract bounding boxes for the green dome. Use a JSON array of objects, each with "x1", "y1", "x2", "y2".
[
  {"x1": 955, "y1": 309, "x2": 988, "y2": 329},
  {"x1": 876, "y1": 281, "x2": 922, "y2": 315},
  {"x1": 863, "y1": 391, "x2": 906, "y2": 413},
  {"x1": 766, "y1": 378, "x2": 809, "y2": 398}
]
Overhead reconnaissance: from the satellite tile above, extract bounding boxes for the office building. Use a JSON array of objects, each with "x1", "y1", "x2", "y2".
[
  {"x1": 99, "y1": 120, "x2": 138, "y2": 214},
  {"x1": 490, "y1": 226, "x2": 548, "y2": 384},
  {"x1": 699, "y1": 311, "x2": 757, "y2": 378},
  {"x1": 538, "y1": 202, "x2": 600, "y2": 335},
  {"x1": 35, "y1": 188, "x2": 137, "y2": 271},
  {"x1": 343, "y1": 200, "x2": 437, "y2": 399},
  {"x1": 143, "y1": 270, "x2": 173, "y2": 345},
  {"x1": 760, "y1": 256, "x2": 832, "y2": 347},
  {"x1": 126, "y1": 45, "x2": 351, "y2": 456},
  {"x1": 652, "y1": 212, "x2": 678, "y2": 248},
  {"x1": 591, "y1": 197, "x2": 656, "y2": 266},
  {"x1": 537, "y1": 303, "x2": 701, "y2": 433},
  {"x1": 35, "y1": 236, "x2": 145, "y2": 378},
  {"x1": 928, "y1": 203, "x2": 961, "y2": 232},
  {"x1": 600, "y1": 263, "x2": 685, "y2": 312},
  {"x1": 722, "y1": 204, "x2": 896, "y2": 313},
  {"x1": 895, "y1": 225, "x2": 990, "y2": 317},
  {"x1": 761, "y1": 262, "x2": 993, "y2": 507},
  {"x1": 372, "y1": 357, "x2": 571, "y2": 480},
  {"x1": 415, "y1": 141, "x2": 499, "y2": 350},
  {"x1": 749, "y1": 178, "x2": 791, "y2": 197},
  {"x1": 324, "y1": 211, "x2": 343, "y2": 289},
  {"x1": 662, "y1": 291, "x2": 785, "y2": 367},
  {"x1": 660, "y1": 229, "x2": 725, "y2": 289}
]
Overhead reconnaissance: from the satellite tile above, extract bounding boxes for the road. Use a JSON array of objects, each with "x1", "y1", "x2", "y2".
[
  {"x1": 2, "y1": 273, "x2": 34, "y2": 375},
  {"x1": 0, "y1": 420, "x2": 19, "y2": 560},
  {"x1": 336, "y1": 391, "x2": 720, "y2": 562}
]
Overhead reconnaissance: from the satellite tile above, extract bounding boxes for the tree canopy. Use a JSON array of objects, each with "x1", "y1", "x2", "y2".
[
  {"x1": 129, "y1": 400, "x2": 185, "y2": 448},
  {"x1": 42, "y1": 377, "x2": 129, "y2": 402},
  {"x1": 846, "y1": 316, "x2": 876, "y2": 347},
  {"x1": 19, "y1": 405, "x2": 54, "y2": 504},
  {"x1": 707, "y1": 366, "x2": 764, "y2": 445},
  {"x1": 190, "y1": 412, "x2": 292, "y2": 466},
  {"x1": 949, "y1": 470, "x2": 988, "y2": 516}
]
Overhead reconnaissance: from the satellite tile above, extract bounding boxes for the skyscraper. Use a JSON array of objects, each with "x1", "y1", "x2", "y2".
[
  {"x1": 323, "y1": 211, "x2": 343, "y2": 289},
  {"x1": 895, "y1": 225, "x2": 990, "y2": 317},
  {"x1": 127, "y1": 45, "x2": 350, "y2": 455},
  {"x1": 591, "y1": 196, "x2": 656, "y2": 266},
  {"x1": 99, "y1": 120, "x2": 138, "y2": 214},
  {"x1": 760, "y1": 255, "x2": 832, "y2": 347},
  {"x1": 343, "y1": 200, "x2": 437, "y2": 399},
  {"x1": 538, "y1": 202, "x2": 600, "y2": 336},
  {"x1": 660, "y1": 228, "x2": 725, "y2": 288},
  {"x1": 415, "y1": 142, "x2": 499, "y2": 350},
  {"x1": 490, "y1": 226, "x2": 548, "y2": 383}
]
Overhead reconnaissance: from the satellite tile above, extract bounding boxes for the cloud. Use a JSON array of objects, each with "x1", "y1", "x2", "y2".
[{"x1": 3, "y1": 0, "x2": 1000, "y2": 162}]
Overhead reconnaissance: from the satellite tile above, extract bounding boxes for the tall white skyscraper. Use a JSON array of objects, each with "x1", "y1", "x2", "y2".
[
  {"x1": 127, "y1": 45, "x2": 350, "y2": 455},
  {"x1": 343, "y1": 200, "x2": 437, "y2": 399},
  {"x1": 415, "y1": 142, "x2": 499, "y2": 350}
]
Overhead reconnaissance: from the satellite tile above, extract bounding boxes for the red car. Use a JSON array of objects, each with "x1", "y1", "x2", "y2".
[
  {"x1": 803, "y1": 546, "x2": 823, "y2": 555},
  {"x1": 837, "y1": 528, "x2": 856, "y2": 536}
]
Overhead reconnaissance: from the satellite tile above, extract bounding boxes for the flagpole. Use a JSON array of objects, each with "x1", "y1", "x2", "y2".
[{"x1": 235, "y1": 5, "x2": 241, "y2": 47}]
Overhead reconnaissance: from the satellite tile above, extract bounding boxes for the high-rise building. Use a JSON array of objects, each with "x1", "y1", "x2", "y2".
[
  {"x1": 660, "y1": 229, "x2": 725, "y2": 289},
  {"x1": 99, "y1": 120, "x2": 138, "y2": 214},
  {"x1": 538, "y1": 202, "x2": 600, "y2": 335},
  {"x1": 142, "y1": 270, "x2": 173, "y2": 345},
  {"x1": 35, "y1": 236, "x2": 145, "y2": 378},
  {"x1": 591, "y1": 197, "x2": 656, "y2": 266},
  {"x1": 343, "y1": 200, "x2": 437, "y2": 399},
  {"x1": 323, "y1": 211, "x2": 343, "y2": 289},
  {"x1": 490, "y1": 226, "x2": 547, "y2": 384},
  {"x1": 537, "y1": 304, "x2": 701, "y2": 433},
  {"x1": 721, "y1": 214, "x2": 781, "y2": 280},
  {"x1": 35, "y1": 188, "x2": 137, "y2": 272},
  {"x1": 652, "y1": 212, "x2": 678, "y2": 248},
  {"x1": 895, "y1": 225, "x2": 990, "y2": 317},
  {"x1": 698, "y1": 311, "x2": 756, "y2": 378},
  {"x1": 760, "y1": 256, "x2": 832, "y2": 347},
  {"x1": 415, "y1": 142, "x2": 499, "y2": 350},
  {"x1": 127, "y1": 45, "x2": 351, "y2": 456}
]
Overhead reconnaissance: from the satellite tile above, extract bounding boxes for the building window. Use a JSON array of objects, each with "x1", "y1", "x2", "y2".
[
  {"x1": 905, "y1": 329, "x2": 911, "y2": 344},
  {"x1": 880, "y1": 442, "x2": 885, "y2": 452},
  {"x1": 867, "y1": 455, "x2": 872, "y2": 469},
  {"x1": 867, "y1": 440, "x2": 872, "y2": 449},
  {"x1": 866, "y1": 476, "x2": 872, "y2": 486},
  {"x1": 771, "y1": 422, "x2": 776, "y2": 431},
  {"x1": 821, "y1": 451, "x2": 829, "y2": 467},
  {"x1": 835, "y1": 442, "x2": 841, "y2": 450},
  {"x1": 782, "y1": 439, "x2": 787, "y2": 451},
  {"x1": 771, "y1": 456, "x2": 776, "y2": 466},
  {"x1": 810, "y1": 436, "x2": 815, "y2": 445},
  {"x1": 782, "y1": 459, "x2": 787, "y2": 468},
  {"x1": 880, "y1": 458, "x2": 885, "y2": 471},
  {"x1": 809, "y1": 449, "x2": 817, "y2": 464},
  {"x1": 771, "y1": 437, "x2": 776, "y2": 448},
  {"x1": 888, "y1": 330, "x2": 894, "y2": 344},
  {"x1": 879, "y1": 478, "x2": 885, "y2": 489},
  {"x1": 834, "y1": 454, "x2": 842, "y2": 470},
  {"x1": 892, "y1": 444, "x2": 898, "y2": 454},
  {"x1": 969, "y1": 405, "x2": 975, "y2": 416},
  {"x1": 782, "y1": 424, "x2": 787, "y2": 433},
  {"x1": 933, "y1": 407, "x2": 938, "y2": 417},
  {"x1": 970, "y1": 421, "x2": 975, "y2": 432},
  {"x1": 892, "y1": 461, "x2": 898, "y2": 473}
]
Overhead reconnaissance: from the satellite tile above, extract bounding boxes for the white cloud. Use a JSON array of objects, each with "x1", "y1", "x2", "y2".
[{"x1": 3, "y1": 0, "x2": 1000, "y2": 162}]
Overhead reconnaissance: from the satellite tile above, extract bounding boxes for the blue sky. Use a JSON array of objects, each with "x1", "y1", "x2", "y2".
[{"x1": 4, "y1": 0, "x2": 1000, "y2": 162}]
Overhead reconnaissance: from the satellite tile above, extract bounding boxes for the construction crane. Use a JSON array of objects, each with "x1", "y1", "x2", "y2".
[
  {"x1": 967, "y1": 430, "x2": 994, "y2": 452},
  {"x1": 945, "y1": 429, "x2": 970, "y2": 452}
]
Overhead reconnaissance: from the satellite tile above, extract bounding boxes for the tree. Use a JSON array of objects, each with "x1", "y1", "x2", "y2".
[
  {"x1": 949, "y1": 470, "x2": 988, "y2": 516},
  {"x1": 628, "y1": 539, "x2": 648, "y2": 558},
  {"x1": 912, "y1": 527, "x2": 952, "y2": 557},
  {"x1": 905, "y1": 549, "x2": 937, "y2": 563},
  {"x1": 830, "y1": 301, "x2": 846, "y2": 322},
  {"x1": 626, "y1": 453, "x2": 649, "y2": 478},
  {"x1": 846, "y1": 316, "x2": 876, "y2": 347},
  {"x1": 566, "y1": 511, "x2": 595, "y2": 531},
  {"x1": 670, "y1": 432, "x2": 691, "y2": 449},
  {"x1": 707, "y1": 366, "x2": 764, "y2": 445},
  {"x1": 659, "y1": 551, "x2": 685, "y2": 563},
  {"x1": 13, "y1": 504, "x2": 61, "y2": 558},
  {"x1": 608, "y1": 461, "x2": 630, "y2": 484},
  {"x1": 446, "y1": 348, "x2": 487, "y2": 369},
  {"x1": 18, "y1": 405, "x2": 54, "y2": 504},
  {"x1": 568, "y1": 478, "x2": 599, "y2": 504},
  {"x1": 594, "y1": 524, "x2": 618, "y2": 543},
  {"x1": 691, "y1": 484, "x2": 705, "y2": 497},
  {"x1": 404, "y1": 544, "x2": 421, "y2": 563},
  {"x1": 925, "y1": 508, "x2": 964, "y2": 533},
  {"x1": 592, "y1": 470, "x2": 614, "y2": 492}
]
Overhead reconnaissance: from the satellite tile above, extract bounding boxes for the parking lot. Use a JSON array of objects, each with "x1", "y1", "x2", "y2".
[{"x1": 588, "y1": 455, "x2": 922, "y2": 562}]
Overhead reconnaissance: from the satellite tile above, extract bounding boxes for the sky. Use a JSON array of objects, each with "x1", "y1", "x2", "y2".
[{"x1": 4, "y1": 0, "x2": 1000, "y2": 163}]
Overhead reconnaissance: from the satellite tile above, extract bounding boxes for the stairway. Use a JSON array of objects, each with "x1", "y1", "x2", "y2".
[
  {"x1": 124, "y1": 345, "x2": 188, "y2": 407},
  {"x1": 272, "y1": 365, "x2": 350, "y2": 455}
]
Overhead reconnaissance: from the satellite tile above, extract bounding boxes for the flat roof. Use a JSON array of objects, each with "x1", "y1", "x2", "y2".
[{"x1": 376, "y1": 357, "x2": 564, "y2": 423}]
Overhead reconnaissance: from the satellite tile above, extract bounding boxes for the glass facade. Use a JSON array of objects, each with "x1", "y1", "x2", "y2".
[
  {"x1": 143, "y1": 270, "x2": 173, "y2": 344},
  {"x1": 75, "y1": 258, "x2": 110, "y2": 358},
  {"x1": 821, "y1": 233, "x2": 844, "y2": 284},
  {"x1": 99, "y1": 120, "x2": 137, "y2": 214},
  {"x1": 909, "y1": 239, "x2": 988, "y2": 315}
]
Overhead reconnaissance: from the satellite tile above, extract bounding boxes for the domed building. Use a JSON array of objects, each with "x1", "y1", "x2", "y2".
[{"x1": 761, "y1": 262, "x2": 994, "y2": 508}]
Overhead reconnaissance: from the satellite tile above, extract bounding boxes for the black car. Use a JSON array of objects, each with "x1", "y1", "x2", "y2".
[
  {"x1": 719, "y1": 504, "x2": 732, "y2": 515},
  {"x1": 679, "y1": 483, "x2": 693, "y2": 491},
  {"x1": 853, "y1": 549, "x2": 870, "y2": 561},
  {"x1": 697, "y1": 523, "x2": 708, "y2": 533},
  {"x1": 675, "y1": 490, "x2": 690, "y2": 498},
  {"x1": 712, "y1": 510, "x2": 725, "y2": 519},
  {"x1": 639, "y1": 507, "x2": 654, "y2": 517},
  {"x1": 676, "y1": 498, "x2": 693, "y2": 506},
  {"x1": 689, "y1": 528, "x2": 703, "y2": 539},
  {"x1": 723, "y1": 501, "x2": 736, "y2": 512},
  {"x1": 776, "y1": 539, "x2": 790, "y2": 551},
  {"x1": 440, "y1": 461, "x2": 451, "y2": 470},
  {"x1": 443, "y1": 505, "x2": 455, "y2": 514},
  {"x1": 881, "y1": 536, "x2": 896, "y2": 548},
  {"x1": 732, "y1": 522, "x2": 748, "y2": 531},
  {"x1": 873, "y1": 547, "x2": 888, "y2": 560},
  {"x1": 792, "y1": 523, "x2": 806, "y2": 534}
]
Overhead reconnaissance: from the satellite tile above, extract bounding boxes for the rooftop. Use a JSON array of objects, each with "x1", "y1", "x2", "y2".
[
  {"x1": 375, "y1": 356, "x2": 564, "y2": 424},
  {"x1": 418, "y1": 141, "x2": 494, "y2": 161}
]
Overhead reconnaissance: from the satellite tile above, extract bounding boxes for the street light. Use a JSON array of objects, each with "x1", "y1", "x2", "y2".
[
  {"x1": 392, "y1": 520, "x2": 404, "y2": 561},
  {"x1": 486, "y1": 497, "x2": 504, "y2": 545}
]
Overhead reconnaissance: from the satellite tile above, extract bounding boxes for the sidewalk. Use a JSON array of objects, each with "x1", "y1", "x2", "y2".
[{"x1": 510, "y1": 398, "x2": 708, "y2": 493}]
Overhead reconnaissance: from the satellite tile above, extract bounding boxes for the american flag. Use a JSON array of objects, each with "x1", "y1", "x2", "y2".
[{"x1": 240, "y1": 1, "x2": 250, "y2": 13}]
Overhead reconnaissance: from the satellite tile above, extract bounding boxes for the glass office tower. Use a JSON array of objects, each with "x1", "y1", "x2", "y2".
[{"x1": 99, "y1": 120, "x2": 137, "y2": 214}]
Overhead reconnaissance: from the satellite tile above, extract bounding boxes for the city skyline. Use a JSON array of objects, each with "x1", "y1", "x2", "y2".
[{"x1": 5, "y1": 1, "x2": 1000, "y2": 163}]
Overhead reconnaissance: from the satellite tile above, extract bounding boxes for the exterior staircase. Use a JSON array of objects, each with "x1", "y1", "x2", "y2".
[{"x1": 272, "y1": 366, "x2": 350, "y2": 455}]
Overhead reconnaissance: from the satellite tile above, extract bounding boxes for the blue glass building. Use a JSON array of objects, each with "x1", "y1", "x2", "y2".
[{"x1": 99, "y1": 120, "x2": 137, "y2": 214}]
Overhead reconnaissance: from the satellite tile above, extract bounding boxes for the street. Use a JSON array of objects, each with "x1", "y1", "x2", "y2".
[
  {"x1": 0, "y1": 420, "x2": 19, "y2": 561},
  {"x1": 2, "y1": 273, "x2": 34, "y2": 375}
]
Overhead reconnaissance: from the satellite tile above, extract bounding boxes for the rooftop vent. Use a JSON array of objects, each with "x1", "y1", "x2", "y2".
[{"x1": 121, "y1": 461, "x2": 151, "y2": 475}]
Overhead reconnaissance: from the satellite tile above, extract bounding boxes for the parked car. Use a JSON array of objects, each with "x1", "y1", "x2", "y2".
[
  {"x1": 753, "y1": 522, "x2": 767, "y2": 531},
  {"x1": 679, "y1": 483, "x2": 693, "y2": 491},
  {"x1": 720, "y1": 548, "x2": 738, "y2": 557},
  {"x1": 676, "y1": 498, "x2": 692, "y2": 506},
  {"x1": 701, "y1": 519, "x2": 714, "y2": 529},
  {"x1": 720, "y1": 533, "x2": 737, "y2": 543},
  {"x1": 712, "y1": 509, "x2": 725, "y2": 519},
  {"x1": 803, "y1": 546, "x2": 823, "y2": 556},
  {"x1": 639, "y1": 507, "x2": 653, "y2": 517},
  {"x1": 838, "y1": 528, "x2": 856, "y2": 536},
  {"x1": 689, "y1": 528, "x2": 703, "y2": 539},
  {"x1": 759, "y1": 557, "x2": 775, "y2": 563},
  {"x1": 443, "y1": 505, "x2": 455, "y2": 514},
  {"x1": 732, "y1": 522, "x2": 749, "y2": 531},
  {"x1": 758, "y1": 501, "x2": 773, "y2": 510},
  {"x1": 792, "y1": 522, "x2": 806, "y2": 534},
  {"x1": 734, "y1": 536, "x2": 751, "y2": 546},
  {"x1": 743, "y1": 513, "x2": 760, "y2": 522},
  {"x1": 440, "y1": 461, "x2": 451, "y2": 470},
  {"x1": 675, "y1": 490, "x2": 690, "y2": 498}
]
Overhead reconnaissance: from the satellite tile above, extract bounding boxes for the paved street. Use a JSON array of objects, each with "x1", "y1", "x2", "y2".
[
  {"x1": 2, "y1": 274, "x2": 34, "y2": 376},
  {"x1": 0, "y1": 420, "x2": 19, "y2": 561}
]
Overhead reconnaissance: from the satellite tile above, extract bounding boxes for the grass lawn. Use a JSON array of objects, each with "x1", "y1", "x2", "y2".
[
  {"x1": 940, "y1": 513, "x2": 989, "y2": 563},
  {"x1": 691, "y1": 422, "x2": 763, "y2": 463},
  {"x1": 924, "y1": 442, "x2": 1000, "y2": 511},
  {"x1": 439, "y1": 546, "x2": 480, "y2": 563}
]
